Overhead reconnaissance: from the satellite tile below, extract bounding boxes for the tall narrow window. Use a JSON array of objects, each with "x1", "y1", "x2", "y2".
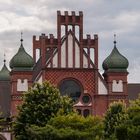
[
  {"x1": 90, "y1": 48, "x2": 94, "y2": 64},
  {"x1": 75, "y1": 26, "x2": 79, "y2": 41},
  {"x1": 68, "y1": 25, "x2": 72, "y2": 31},
  {"x1": 83, "y1": 109, "x2": 90, "y2": 117},
  {"x1": 76, "y1": 109, "x2": 82, "y2": 115},
  {"x1": 36, "y1": 49, "x2": 40, "y2": 62},
  {"x1": 61, "y1": 25, "x2": 65, "y2": 38}
]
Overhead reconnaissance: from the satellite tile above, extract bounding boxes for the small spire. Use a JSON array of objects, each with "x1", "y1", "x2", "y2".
[
  {"x1": 20, "y1": 32, "x2": 23, "y2": 44},
  {"x1": 3, "y1": 53, "x2": 6, "y2": 64},
  {"x1": 114, "y1": 34, "x2": 117, "y2": 47}
]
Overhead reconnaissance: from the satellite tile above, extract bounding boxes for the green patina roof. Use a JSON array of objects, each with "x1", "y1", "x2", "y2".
[
  {"x1": 10, "y1": 40, "x2": 34, "y2": 70},
  {"x1": 102, "y1": 46, "x2": 129, "y2": 72},
  {"x1": 0, "y1": 63, "x2": 10, "y2": 81}
]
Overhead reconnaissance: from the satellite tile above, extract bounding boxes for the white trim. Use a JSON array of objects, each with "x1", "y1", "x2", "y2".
[
  {"x1": 17, "y1": 79, "x2": 28, "y2": 92},
  {"x1": 98, "y1": 77, "x2": 108, "y2": 95},
  {"x1": 112, "y1": 80, "x2": 123, "y2": 92}
]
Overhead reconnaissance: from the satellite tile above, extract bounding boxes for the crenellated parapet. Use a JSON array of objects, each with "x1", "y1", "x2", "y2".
[{"x1": 57, "y1": 11, "x2": 83, "y2": 26}]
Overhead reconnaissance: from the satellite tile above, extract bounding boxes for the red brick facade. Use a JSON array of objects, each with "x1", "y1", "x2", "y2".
[
  {"x1": 10, "y1": 71, "x2": 33, "y2": 116},
  {"x1": 10, "y1": 11, "x2": 128, "y2": 117}
]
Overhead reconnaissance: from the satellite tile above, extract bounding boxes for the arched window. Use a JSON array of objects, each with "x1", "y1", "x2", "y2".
[
  {"x1": 83, "y1": 109, "x2": 90, "y2": 117},
  {"x1": 76, "y1": 109, "x2": 82, "y2": 115},
  {"x1": 59, "y1": 79, "x2": 82, "y2": 102}
]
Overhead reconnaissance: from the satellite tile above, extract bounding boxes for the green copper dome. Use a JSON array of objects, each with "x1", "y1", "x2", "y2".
[
  {"x1": 0, "y1": 62, "x2": 10, "y2": 81},
  {"x1": 10, "y1": 39, "x2": 34, "y2": 71},
  {"x1": 102, "y1": 45, "x2": 129, "y2": 72}
]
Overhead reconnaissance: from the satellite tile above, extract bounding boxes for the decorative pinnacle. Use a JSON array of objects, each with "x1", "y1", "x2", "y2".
[
  {"x1": 114, "y1": 34, "x2": 117, "y2": 46},
  {"x1": 20, "y1": 32, "x2": 23, "y2": 43},
  {"x1": 4, "y1": 53, "x2": 6, "y2": 64}
]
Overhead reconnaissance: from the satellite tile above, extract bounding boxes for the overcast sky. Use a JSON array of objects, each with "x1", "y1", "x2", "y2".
[{"x1": 0, "y1": 0, "x2": 140, "y2": 83}]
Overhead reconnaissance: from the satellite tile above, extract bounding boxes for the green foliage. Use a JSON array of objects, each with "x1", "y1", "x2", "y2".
[
  {"x1": 0, "y1": 112, "x2": 11, "y2": 131},
  {"x1": 115, "y1": 124, "x2": 128, "y2": 140},
  {"x1": 104, "y1": 101, "x2": 127, "y2": 139},
  {"x1": 127, "y1": 96, "x2": 140, "y2": 120},
  {"x1": 13, "y1": 81, "x2": 73, "y2": 140},
  {"x1": 27, "y1": 113, "x2": 104, "y2": 140},
  {"x1": 115, "y1": 96, "x2": 140, "y2": 140},
  {"x1": 13, "y1": 82, "x2": 140, "y2": 140},
  {"x1": 0, "y1": 112, "x2": 5, "y2": 130}
]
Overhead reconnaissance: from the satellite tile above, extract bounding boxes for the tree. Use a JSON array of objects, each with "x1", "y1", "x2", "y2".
[
  {"x1": 126, "y1": 96, "x2": 140, "y2": 140},
  {"x1": 27, "y1": 113, "x2": 104, "y2": 140},
  {"x1": 13, "y1": 81, "x2": 73, "y2": 140},
  {"x1": 115, "y1": 95, "x2": 140, "y2": 140},
  {"x1": 103, "y1": 101, "x2": 127, "y2": 139}
]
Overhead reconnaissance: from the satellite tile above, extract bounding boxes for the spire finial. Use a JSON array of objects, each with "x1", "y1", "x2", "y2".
[
  {"x1": 4, "y1": 53, "x2": 6, "y2": 64},
  {"x1": 20, "y1": 32, "x2": 23, "y2": 43},
  {"x1": 114, "y1": 34, "x2": 117, "y2": 47}
]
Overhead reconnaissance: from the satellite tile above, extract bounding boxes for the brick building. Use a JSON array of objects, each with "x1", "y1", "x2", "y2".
[{"x1": 0, "y1": 12, "x2": 139, "y2": 131}]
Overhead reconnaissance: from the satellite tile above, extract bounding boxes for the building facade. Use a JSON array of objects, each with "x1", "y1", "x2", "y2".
[{"x1": 0, "y1": 11, "x2": 131, "y2": 121}]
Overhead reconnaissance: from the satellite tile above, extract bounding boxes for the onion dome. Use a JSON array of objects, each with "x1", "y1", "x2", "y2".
[
  {"x1": 0, "y1": 59, "x2": 10, "y2": 81},
  {"x1": 102, "y1": 35, "x2": 129, "y2": 72},
  {"x1": 10, "y1": 35, "x2": 34, "y2": 71}
]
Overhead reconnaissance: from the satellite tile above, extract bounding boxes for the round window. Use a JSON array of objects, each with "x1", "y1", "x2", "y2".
[
  {"x1": 59, "y1": 79, "x2": 82, "y2": 102},
  {"x1": 82, "y1": 95, "x2": 91, "y2": 104}
]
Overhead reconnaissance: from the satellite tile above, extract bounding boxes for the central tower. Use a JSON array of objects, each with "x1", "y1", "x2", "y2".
[
  {"x1": 56, "y1": 11, "x2": 98, "y2": 68},
  {"x1": 33, "y1": 11, "x2": 100, "y2": 116}
]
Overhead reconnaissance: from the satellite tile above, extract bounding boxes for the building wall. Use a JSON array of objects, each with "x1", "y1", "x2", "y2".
[
  {"x1": 0, "y1": 132, "x2": 11, "y2": 140},
  {"x1": 94, "y1": 95, "x2": 108, "y2": 116},
  {"x1": 10, "y1": 71, "x2": 33, "y2": 116},
  {"x1": 0, "y1": 81, "x2": 10, "y2": 118},
  {"x1": 44, "y1": 69, "x2": 96, "y2": 95},
  {"x1": 9, "y1": 11, "x2": 128, "y2": 117}
]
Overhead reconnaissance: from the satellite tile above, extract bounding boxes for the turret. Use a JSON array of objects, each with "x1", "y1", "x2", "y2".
[
  {"x1": 0, "y1": 58, "x2": 10, "y2": 81},
  {"x1": 0, "y1": 57, "x2": 10, "y2": 118},
  {"x1": 102, "y1": 35, "x2": 129, "y2": 104},
  {"x1": 10, "y1": 36, "x2": 34, "y2": 71},
  {"x1": 102, "y1": 37, "x2": 128, "y2": 73},
  {"x1": 10, "y1": 33, "x2": 34, "y2": 116}
]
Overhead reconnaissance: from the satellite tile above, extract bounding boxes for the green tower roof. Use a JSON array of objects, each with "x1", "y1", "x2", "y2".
[
  {"x1": 0, "y1": 61, "x2": 10, "y2": 81},
  {"x1": 102, "y1": 39, "x2": 129, "y2": 73},
  {"x1": 10, "y1": 38, "x2": 34, "y2": 71}
]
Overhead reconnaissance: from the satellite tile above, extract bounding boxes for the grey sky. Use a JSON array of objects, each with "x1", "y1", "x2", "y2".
[{"x1": 0, "y1": 0, "x2": 140, "y2": 83}]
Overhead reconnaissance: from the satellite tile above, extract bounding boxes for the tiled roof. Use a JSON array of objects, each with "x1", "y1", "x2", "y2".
[{"x1": 128, "y1": 83, "x2": 140, "y2": 100}]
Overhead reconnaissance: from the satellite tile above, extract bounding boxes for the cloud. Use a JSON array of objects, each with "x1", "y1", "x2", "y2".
[
  {"x1": 0, "y1": 0, "x2": 140, "y2": 83},
  {"x1": 0, "y1": 11, "x2": 55, "y2": 33}
]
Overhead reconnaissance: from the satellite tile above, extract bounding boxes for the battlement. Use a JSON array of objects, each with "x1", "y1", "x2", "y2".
[
  {"x1": 33, "y1": 33, "x2": 58, "y2": 47},
  {"x1": 57, "y1": 11, "x2": 83, "y2": 26},
  {"x1": 57, "y1": 11, "x2": 83, "y2": 16}
]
